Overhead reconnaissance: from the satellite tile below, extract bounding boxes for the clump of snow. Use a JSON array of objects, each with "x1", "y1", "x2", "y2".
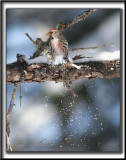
[
  {"x1": 93, "y1": 50, "x2": 120, "y2": 61},
  {"x1": 21, "y1": 55, "x2": 51, "y2": 65},
  {"x1": 73, "y1": 50, "x2": 120, "y2": 63},
  {"x1": 68, "y1": 57, "x2": 74, "y2": 63},
  {"x1": 52, "y1": 55, "x2": 67, "y2": 65},
  {"x1": 23, "y1": 55, "x2": 67, "y2": 65}
]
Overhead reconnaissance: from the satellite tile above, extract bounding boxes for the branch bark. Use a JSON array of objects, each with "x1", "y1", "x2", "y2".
[{"x1": 6, "y1": 60, "x2": 120, "y2": 84}]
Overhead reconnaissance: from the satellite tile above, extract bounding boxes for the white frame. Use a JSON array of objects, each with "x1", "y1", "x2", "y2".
[{"x1": 2, "y1": 2, "x2": 125, "y2": 159}]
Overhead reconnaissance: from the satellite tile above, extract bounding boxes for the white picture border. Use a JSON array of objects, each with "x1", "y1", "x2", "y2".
[{"x1": 2, "y1": 2, "x2": 125, "y2": 159}]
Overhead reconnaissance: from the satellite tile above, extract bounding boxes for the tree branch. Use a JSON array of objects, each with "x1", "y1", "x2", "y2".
[
  {"x1": 6, "y1": 134, "x2": 12, "y2": 151},
  {"x1": 68, "y1": 43, "x2": 113, "y2": 52},
  {"x1": 56, "y1": 9, "x2": 98, "y2": 31},
  {"x1": 6, "y1": 60, "x2": 120, "y2": 84},
  {"x1": 6, "y1": 83, "x2": 18, "y2": 151}
]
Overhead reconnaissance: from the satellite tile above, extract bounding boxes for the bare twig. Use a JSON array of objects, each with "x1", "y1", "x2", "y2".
[
  {"x1": 25, "y1": 33, "x2": 36, "y2": 46},
  {"x1": 57, "y1": 9, "x2": 98, "y2": 31},
  {"x1": 7, "y1": 83, "x2": 18, "y2": 116},
  {"x1": 68, "y1": 43, "x2": 113, "y2": 52},
  {"x1": 25, "y1": 33, "x2": 44, "y2": 50},
  {"x1": 64, "y1": 81, "x2": 77, "y2": 97},
  {"x1": 6, "y1": 83, "x2": 18, "y2": 151},
  {"x1": 73, "y1": 54, "x2": 92, "y2": 61}
]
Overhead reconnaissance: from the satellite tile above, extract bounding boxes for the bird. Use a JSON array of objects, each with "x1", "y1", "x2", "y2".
[{"x1": 46, "y1": 29, "x2": 68, "y2": 59}]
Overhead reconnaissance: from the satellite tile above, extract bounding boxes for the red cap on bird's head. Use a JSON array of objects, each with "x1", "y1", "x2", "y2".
[
  {"x1": 46, "y1": 29, "x2": 57, "y2": 36},
  {"x1": 50, "y1": 29, "x2": 56, "y2": 32}
]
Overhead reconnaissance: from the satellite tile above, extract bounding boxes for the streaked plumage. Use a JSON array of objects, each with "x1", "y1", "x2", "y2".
[{"x1": 47, "y1": 29, "x2": 68, "y2": 58}]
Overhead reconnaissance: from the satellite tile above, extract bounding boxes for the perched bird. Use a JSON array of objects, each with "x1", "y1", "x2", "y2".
[{"x1": 46, "y1": 29, "x2": 68, "y2": 59}]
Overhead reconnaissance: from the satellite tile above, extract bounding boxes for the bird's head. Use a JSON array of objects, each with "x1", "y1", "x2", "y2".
[
  {"x1": 46, "y1": 29, "x2": 57, "y2": 36},
  {"x1": 46, "y1": 29, "x2": 62, "y2": 39}
]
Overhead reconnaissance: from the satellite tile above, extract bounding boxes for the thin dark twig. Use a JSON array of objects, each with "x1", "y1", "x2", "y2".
[
  {"x1": 69, "y1": 43, "x2": 113, "y2": 52},
  {"x1": 25, "y1": 33, "x2": 44, "y2": 50},
  {"x1": 73, "y1": 55, "x2": 92, "y2": 61},
  {"x1": 25, "y1": 33, "x2": 36, "y2": 46},
  {"x1": 64, "y1": 81, "x2": 77, "y2": 97}
]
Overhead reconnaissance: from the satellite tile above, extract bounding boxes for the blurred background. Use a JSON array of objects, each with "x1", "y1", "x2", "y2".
[{"x1": 7, "y1": 9, "x2": 120, "y2": 152}]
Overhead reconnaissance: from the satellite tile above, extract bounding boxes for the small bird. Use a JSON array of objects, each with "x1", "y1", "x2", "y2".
[{"x1": 46, "y1": 29, "x2": 68, "y2": 59}]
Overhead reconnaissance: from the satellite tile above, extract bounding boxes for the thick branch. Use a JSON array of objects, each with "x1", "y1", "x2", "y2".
[{"x1": 6, "y1": 60, "x2": 120, "y2": 84}]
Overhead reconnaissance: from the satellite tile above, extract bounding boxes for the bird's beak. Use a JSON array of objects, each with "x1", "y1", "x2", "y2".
[{"x1": 46, "y1": 31, "x2": 52, "y2": 36}]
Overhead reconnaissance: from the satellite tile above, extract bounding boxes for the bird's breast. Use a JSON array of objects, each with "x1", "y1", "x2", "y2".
[
  {"x1": 51, "y1": 39, "x2": 61, "y2": 48},
  {"x1": 51, "y1": 39, "x2": 63, "y2": 55}
]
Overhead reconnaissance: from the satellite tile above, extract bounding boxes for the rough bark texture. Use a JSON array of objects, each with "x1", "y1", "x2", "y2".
[{"x1": 6, "y1": 60, "x2": 120, "y2": 84}]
